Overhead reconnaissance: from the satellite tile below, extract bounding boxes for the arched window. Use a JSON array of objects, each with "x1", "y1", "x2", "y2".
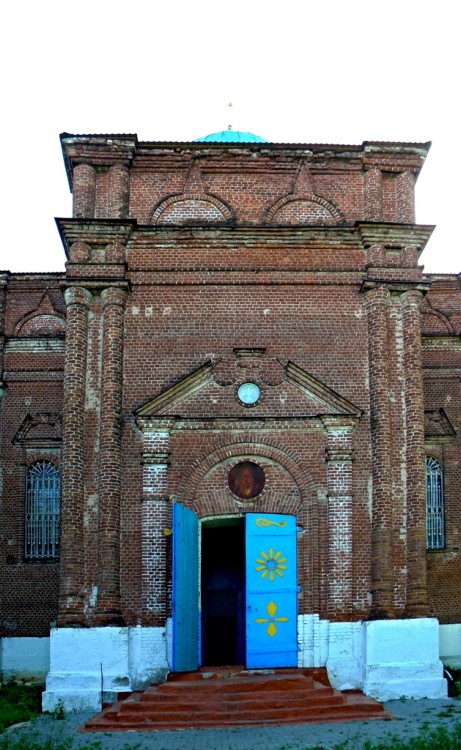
[
  {"x1": 25, "y1": 461, "x2": 61, "y2": 559},
  {"x1": 426, "y1": 456, "x2": 444, "y2": 550}
]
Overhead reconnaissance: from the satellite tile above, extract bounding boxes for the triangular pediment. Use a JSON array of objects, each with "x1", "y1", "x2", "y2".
[
  {"x1": 12, "y1": 413, "x2": 62, "y2": 446},
  {"x1": 135, "y1": 361, "x2": 214, "y2": 417},
  {"x1": 424, "y1": 408, "x2": 456, "y2": 443},
  {"x1": 285, "y1": 362, "x2": 362, "y2": 416},
  {"x1": 134, "y1": 357, "x2": 361, "y2": 421}
]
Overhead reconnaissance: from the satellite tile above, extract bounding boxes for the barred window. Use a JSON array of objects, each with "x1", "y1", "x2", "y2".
[
  {"x1": 426, "y1": 456, "x2": 444, "y2": 550},
  {"x1": 25, "y1": 461, "x2": 61, "y2": 560}
]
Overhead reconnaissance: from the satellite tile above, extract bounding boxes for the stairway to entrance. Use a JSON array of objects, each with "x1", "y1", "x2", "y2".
[{"x1": 81, "y1": 667, "x2": 392, "y2": 731}]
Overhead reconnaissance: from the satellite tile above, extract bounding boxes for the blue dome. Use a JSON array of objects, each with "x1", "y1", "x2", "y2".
[{"x1": 194, "y1": 129, "x2": 269, "y2": 143}]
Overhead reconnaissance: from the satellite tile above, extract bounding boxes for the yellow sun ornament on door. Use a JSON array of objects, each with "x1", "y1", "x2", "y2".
[
  {"x1": 255, "y1": 601, "x2": 289, "y2": 637},
  {"x1": 255, "y1": 548, "x2": 287, "y2": 581}
]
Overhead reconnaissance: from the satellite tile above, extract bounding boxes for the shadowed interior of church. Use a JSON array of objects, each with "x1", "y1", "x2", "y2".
[{"x1": 201, "y1": 518, "x2": 245, "y2": 666}]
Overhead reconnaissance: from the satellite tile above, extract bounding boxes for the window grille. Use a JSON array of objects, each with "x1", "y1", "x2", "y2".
[
  {"x1": 25, "y1": 461, "x2": 61, "y2": 559},
  {"x1": 426, "y1": 456, "x2": 444, "y2": 550}
]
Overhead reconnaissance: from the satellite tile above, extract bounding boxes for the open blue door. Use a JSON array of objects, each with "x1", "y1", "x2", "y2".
[
  {"x1": 172, "y1": 503, "x2": 199, "y2": 672},
  {"x1": 245, "y1": 513, "x2": 298, "y2": 668}
]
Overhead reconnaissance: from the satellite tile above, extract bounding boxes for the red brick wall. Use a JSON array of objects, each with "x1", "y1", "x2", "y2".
[
  {"x1": 422, "y1": 276, "x2": 461, "y2": 623},
  {"x1": 3, "y1": 136, "x2": 460, "y2": 638},
  {"x1": 0, "y1": 275, "x2": 64, "y2": 637}
]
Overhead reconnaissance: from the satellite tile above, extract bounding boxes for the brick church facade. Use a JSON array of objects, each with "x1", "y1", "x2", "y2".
[{"x1": 1, "y1": 130, "x2": 460, "y2": 708}]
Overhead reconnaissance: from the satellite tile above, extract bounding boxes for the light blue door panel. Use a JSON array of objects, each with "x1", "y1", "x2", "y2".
[
  {"x1": 245, "y1": 513, "x2": 298, "y2": 668},
  {"x1": 172, "y1": 503, "x2": 199, "y2": 672}
]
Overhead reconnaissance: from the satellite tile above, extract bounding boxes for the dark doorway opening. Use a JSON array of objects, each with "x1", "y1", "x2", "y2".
[{"x1": 201, "y1": 517, "x2": 245, "y2": 666}]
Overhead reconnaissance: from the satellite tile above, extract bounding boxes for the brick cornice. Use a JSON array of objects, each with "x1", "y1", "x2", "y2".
[
  {"x1": 56, "y1": 218, "x2": 135, "y2": 253},
  {"x1": 60, "y1": 133, "x2": 137, "y2": 190},
  {"x1": 357, "y1": 222, "x2": 434, "y2": 250}
]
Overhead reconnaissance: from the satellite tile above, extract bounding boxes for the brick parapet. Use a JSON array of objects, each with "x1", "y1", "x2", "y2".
[{"x1": 58, "y1": 286, "x2": 92, "y2": 625}]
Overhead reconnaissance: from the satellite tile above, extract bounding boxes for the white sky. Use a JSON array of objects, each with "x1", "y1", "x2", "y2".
[{"x1": 0, "y1": 0, "x2": 458, "y2": 274}]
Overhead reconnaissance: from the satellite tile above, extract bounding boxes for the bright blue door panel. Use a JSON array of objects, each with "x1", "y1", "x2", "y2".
[
  {"x1": 172, "y1": 503, "x2": 199, "y2": 672},
  {"x1": 245, "y1": 513, "x2": 297, "y2": 668}
]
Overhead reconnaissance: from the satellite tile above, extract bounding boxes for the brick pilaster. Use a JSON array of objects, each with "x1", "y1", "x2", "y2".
[
  {"x1": 402, "y1": 289, "x2": 430, "y2": 616},
  {"x1": 73, "y1": 164, "x2": 96, "y2": 218},
  {"x1": 58, "y1": 286, "x2": 92, "y2": 625},
  {"x1": 396, "y1": 171, "x2": 416, "y2": 223},
  {"x1": 364, "y1": 168, "x2": 383, "y2": 221},
  {"x1": 138, "y1": 420, "x2": 173, "y2": 626},
  {"x1": 108, "y1": 164, "x2": 130, "y2": 219},
  {"x1": 321, "y1": 417, "x2": 356, "y2": 619},
  {"x1": 0, "y1": 274, "x2": 8, "y2": 394},
  {"x1": 387, "y1": 295, "x2": 408, "y2": 609},
  {"x1": 365, "y1": 286, "x2": 394, "y2": 618},
  {"x1": 95, "y1": 287, "x2": 128, "y2": 625}
]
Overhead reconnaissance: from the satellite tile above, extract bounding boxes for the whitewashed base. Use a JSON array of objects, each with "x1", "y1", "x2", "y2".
[
  {"x1": 297, "y1": 615, "x2": 447, "y2": 700},
  {"x1": 40, "y1": 616, "x2": 447, "y2": 711},
  {"x1": 440, "y1": 623, "x2": 461, "y2": 669},
  {"x1": 42, "y1": 626, "x2": 169, "y2": 712},
  {"x1": 362, "y1": 619, "x2": 446, "y2": 700},
  {"x1": 0, "y1": 637, "x2": 50, "y2": 681}
]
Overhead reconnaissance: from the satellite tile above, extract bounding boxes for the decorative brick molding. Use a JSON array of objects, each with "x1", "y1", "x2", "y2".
[
  {"x1": 14, "y1": 291, "x2": 66, "y2": 336},
  {"x1": 266, "y1": 194, "x2": 344, "y2": 225},
  {"x1": 151, "y1": 193, "x2": 234, "y2": 225},
  {"x1": 177, "y1": 439, "x2": 315, "y2": 505},
  {"x1": 13, "y1": 413, "x2": 62, "y2": 447}
]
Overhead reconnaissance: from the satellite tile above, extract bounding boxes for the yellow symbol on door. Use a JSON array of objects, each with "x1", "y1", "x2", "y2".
[
  {"x1": 255, "y1": 601, "x2": 289, "y2": 637},
  {"x1": 256, "y1": 518, "x2": 287, "y2": 528},
  {"x1": 256, "y1": 548, "x2": 287, "y2": 581}
]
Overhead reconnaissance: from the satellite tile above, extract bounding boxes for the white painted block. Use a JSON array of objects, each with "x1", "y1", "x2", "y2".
[
  {"x1": 128, "y1": 625, "x2": 169, "y2": 688},
  {"x1": 363, "y1": 618, "x2": 447, "y2": 700},
  {"x1": 440, "y1": 624, "x2": 461, "y2": 668},
  {"x1": 42, "y1": 627, "x2": 131, "y2": 712},
  {"x1": 327, "y1": 621, "x2": 363, "y2": 690},
  {"x1": 1, "y1": 637, "x2": 50, "y2": 681}
]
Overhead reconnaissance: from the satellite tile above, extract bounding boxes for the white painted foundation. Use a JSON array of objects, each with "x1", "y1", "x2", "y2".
[
  {"x1": 297, "y1": 615, "x2": 447, "y2": 699},
  {"x1": 42, "y1": 626, "x2": 169, "y2": 712},
  {"x1": 362, "y1": 619, "x2": 446, "y2": 700},
  {"x1": 440, "y1": 623, "x2": 461, "y2": 668},
  {"x1": 1, "y1": 637, "x2": 50, "y2": 681},
  {"x1": 40, "y1": 616, "x2": 448, "y2": 711}
]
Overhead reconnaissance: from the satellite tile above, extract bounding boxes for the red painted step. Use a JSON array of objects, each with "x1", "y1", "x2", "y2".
[{"x1": 80, "y1": 667, "x2": 392, "y2": 732}]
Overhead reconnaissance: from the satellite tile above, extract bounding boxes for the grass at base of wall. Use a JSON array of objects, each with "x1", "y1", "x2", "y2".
[{"x1": 0, "y1": 680, "x2": 43, "y2": 732}]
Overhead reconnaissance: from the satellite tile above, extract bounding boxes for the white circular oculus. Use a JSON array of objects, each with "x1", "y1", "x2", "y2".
[{"x1": 237, "y1": 382, "x2": 261, "y2": 405}]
